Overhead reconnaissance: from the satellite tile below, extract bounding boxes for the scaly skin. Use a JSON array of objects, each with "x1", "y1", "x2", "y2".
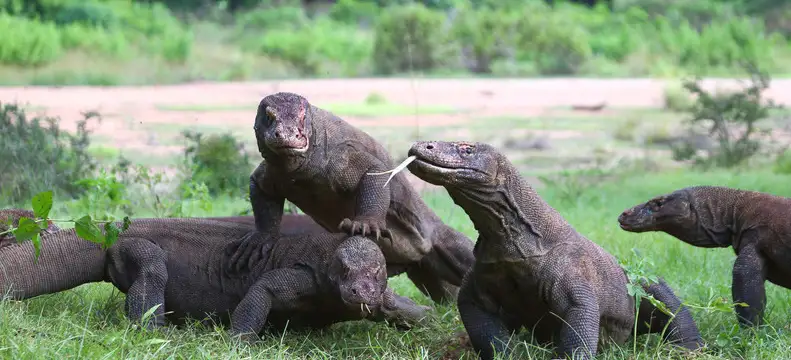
[
  {"x1": 618, "y1": 185, "x2": 791, "y2": 327},
  {"x1": 0, "y1": 209, "x2": 60, "y2": 248},
  {"x1": 405, "y1": 141, "x2": 703, "y2": 360},
  {"x1": 0, "y1": 210, "x2": 430, "y2": 339},
  {"x1": 226, "y1": 92, "x2": 475, "y2": 303}
]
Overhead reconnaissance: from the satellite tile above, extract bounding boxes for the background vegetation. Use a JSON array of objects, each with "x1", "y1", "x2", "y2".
[{"x1": 1, "y1": 0, "x2": 791, "y2": 85}]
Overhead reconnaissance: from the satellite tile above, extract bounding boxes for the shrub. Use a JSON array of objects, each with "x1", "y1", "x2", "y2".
[
  {"x1": 450, "y1": 5, "x2": 517, "y2": 73},
  {"x1": 670, "y1": 64, "x2": 781, "y2": 168},
  {"x1": 179, "y1": 130, "x2": 253, "y2": 197},
  {"x1": 0, "y1": 103, "x2": 98, "y2": 205},
  {"x1": 328, "y1": 0, "x2": 380, "y2": 25},
  {"x1": 372, "y1": 3, "x2": 447, "y2": 75},
  {"x1": 234, "y1": 5, "x2": 309, "y2": 32},
  {"x1": 0, "y1": 13, "x2": 62, "y2": 66},
  {"x1": 59, "y1": 23, "x2": 131, "y2": 58},
  {"x1": 244, "y1": 17, "x2": 372, "y2": 76}
]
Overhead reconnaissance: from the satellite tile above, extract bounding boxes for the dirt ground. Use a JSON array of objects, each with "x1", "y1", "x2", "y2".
[{"x1": 3, "y1": 77, "x2": 791, "y2": 176}]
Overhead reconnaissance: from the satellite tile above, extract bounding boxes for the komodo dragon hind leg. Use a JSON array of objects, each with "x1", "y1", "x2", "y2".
[
  {"x1": 107, "y1": 238, "x2": 169, "y2": 329},
  {"x1": 407, "y1": 225, "x2": 475, "y2": 304},
  {"x1": 635, "y1": 278, "x2": 704, "y2": 350}
]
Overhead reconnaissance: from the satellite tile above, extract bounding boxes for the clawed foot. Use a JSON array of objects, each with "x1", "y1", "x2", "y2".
[
  {"x1": 338, "y1": 217, "x2": 392, "y2": 241},
  {"x1": 224, "y1": 231, "x2": 273, "y2": 274},
  {"x1": 230, "y1": 330, "x2": 261, "y2": 344}
]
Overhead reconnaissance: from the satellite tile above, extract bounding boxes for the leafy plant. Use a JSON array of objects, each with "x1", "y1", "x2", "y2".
[
  {"x1": 180, "y1": 130, "x2": 253, "y2": 197},
  {"x1": 670, "y1": 63, "x2": 782, "y2": 168},
  {"x1": 0, "y1": 190, "x2": 131, "y2": 259},
  {"x1": 0, "y1": 102, "x2": 98, "y2": 204}
]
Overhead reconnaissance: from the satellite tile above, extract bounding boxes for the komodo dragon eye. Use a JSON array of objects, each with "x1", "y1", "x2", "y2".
[{"x1": 458, "y1": 144, "x2": 474, "y2": 156}]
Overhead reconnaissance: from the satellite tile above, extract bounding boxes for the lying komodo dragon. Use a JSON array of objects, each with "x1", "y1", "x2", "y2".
[
  {"x1": 402, "y1": 141, "x2": 703, "y2": 360},
  {"x1": 618, "y1": 185, "x2": 791, "y2": 327},
  {"x1": 228, "y1": 91, "x2": 475, "y2": 303},
  {"x1": 0, "y1": 210, "x2": 430, "y2": 340}
]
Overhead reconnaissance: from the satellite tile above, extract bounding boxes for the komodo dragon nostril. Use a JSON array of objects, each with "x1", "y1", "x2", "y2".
[{"x1": 426, "y1": 144, "x2": 434, "y2": 150}]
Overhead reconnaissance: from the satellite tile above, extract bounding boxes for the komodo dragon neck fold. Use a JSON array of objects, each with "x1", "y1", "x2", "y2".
[
  {"x1": 445, "y1": 159, "x2": 571, "y2": 261},
  {"x1": 664, "y1": 187, "x2": 747, "y2": 249}
]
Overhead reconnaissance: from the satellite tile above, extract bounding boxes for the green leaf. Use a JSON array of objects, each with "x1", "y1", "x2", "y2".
[
  {"x1": 31, "y1": 233, "x2": 41, "y2": 260},
  {"x1": 31, "y1": 191, "x2": 53, "y2": 219},
  {"x1": 103, "y1": 222, "x2": 121, "y2": 248},
  {"x1": 75, "y1": 215, "x2": 105, "y2": 245},
  {"x1": 121, "y1": 216, "x2": 132, "y2": 231},
  {"x1": 13, "y1": 217, "x2": 41, "y2": 242}
]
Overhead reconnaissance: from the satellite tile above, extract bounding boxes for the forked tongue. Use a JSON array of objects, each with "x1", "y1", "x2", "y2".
[{"x1": 366, "y1": 155, "x2": 416, "y2": 188}]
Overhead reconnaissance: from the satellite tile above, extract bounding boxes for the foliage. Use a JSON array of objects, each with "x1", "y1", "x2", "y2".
[
  {"x1": 0, "y1": 190, "x2": 131, "y2": 258},
  {"x1": 372, "y1": 3, "x2": 447, "y2": 75},
  {"x1": 0, "y1": 102, "x2": 98, "y2": 205},
  {"x1": 3, "y1": 0, "x2": 791, "y2": 83},
  {"x1": 670, "y1": 64, "x2": 782, "y2": 168},
  {"x1": 180, "y1": 130, "x2": 253, "y2": 197},
  {"x1": 242, "y1": 16, "x2": 373, "y2": 76},
  {"x1": 0, "y1": 0, "x2": 193, "y2": 68}
]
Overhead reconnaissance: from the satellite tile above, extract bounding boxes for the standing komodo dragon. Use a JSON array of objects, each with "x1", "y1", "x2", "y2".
[
  {"x1": 403, "y1": 141, "x2": 703, "y2": 360},
  {"x1": 618, "y1": 185, "x2": 791, "y2": 327},
  {"x1": 0, "y1": 210, "x2": 430, "y2": 340},
  {"x1": 227, "y1": 91, "x2": 475, "y2": 303}
]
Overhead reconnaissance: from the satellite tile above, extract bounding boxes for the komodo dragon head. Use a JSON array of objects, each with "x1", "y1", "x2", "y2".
[
  {"x1": 617, "y1": 190, "x2": 695, "y2": 233},
  {"x1": 327, "y1": 235, "x2": 388, "y2": 315},
  {"x1": 404, "y1": 141, "x2": 501, "y2": 187},
  {"x1": 254, "y1": 92, "x2": 313, "y2": 162},
  {"x1": 0, "y1": 208, "x2": 60, "y2": 247}
]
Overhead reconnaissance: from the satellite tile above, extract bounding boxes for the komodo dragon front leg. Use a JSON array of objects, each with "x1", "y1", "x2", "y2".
[
  {"x1": 227, "y1": 170, "x2": 286, "y2": 273},
  {"x1": 374, "y1": 287, "x2": 432, "y2": 329},
  {"x1": 550, "y1": 275, "x2": 600, "y2": 360},
  {"x1": 229, "y1": 268, "x2": 318, "y2": 342},
  {"x1": 106, "y1": 238, "x2": 169, "y2": 328},
  {"x1": 457, "y1": 273, "x2": 512, "y2": 360},
  {"x1": 732, "y1": 242, "x2": 767, "y2": 326}
]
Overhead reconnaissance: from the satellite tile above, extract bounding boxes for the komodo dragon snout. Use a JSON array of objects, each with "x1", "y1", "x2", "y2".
[
  {"x1": 618, "y1": 190, "x2": 694, "y2": 232},
  {"x1": 406, "y1": 140, "x2": 498, "y2": 187},
  {"x1": 328, "y1": 235, "x2": 388, "y2": 313}
]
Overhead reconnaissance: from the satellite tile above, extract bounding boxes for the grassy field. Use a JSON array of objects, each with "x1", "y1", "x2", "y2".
[
  {"x1": 3, "y1": 77, "x2": 791, "y2": 359},
  {"x1": 3, "y1": 168, "x2": 791, "y2": 359}
]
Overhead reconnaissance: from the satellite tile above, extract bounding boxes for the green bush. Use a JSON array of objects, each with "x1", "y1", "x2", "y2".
[
  {"x1": 328, "y1": 0, "x2": 380, "y2": 25},
  {"x1": 244, "y1": 17, "x2": 372, "y2": 76},
  {"x1": 0, "y1": 103, "x2": 98, "y2": 205},
  {"x1": 372, "y1": 3, "x2": 447, "y2": 75},
  {"x1": 179, "y1": 130, "x2": 253, "y2": 197},
  {"x1": 450, "y1": 5, "x2": 516, "y2": 73},
  {"x1": 0, "y1": 13, "x2": 62, "y2": 66},
  {"x1": 670, "y1": 65, "x2": 781, "y2": 169},
  {"x1": 235, "y1": 5, "x2": 309, "y2": 31},
  {"x1": 59, "y1": 23, "x2": 131, "y2": 58}
]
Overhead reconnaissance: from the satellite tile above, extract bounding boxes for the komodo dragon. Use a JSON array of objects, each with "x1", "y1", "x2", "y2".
[
  {"x1": 618, "y1": 185, "x2": 791, "y2": 327},
  {"x1": 0, "y1": 210, "x2": 430, "y2": 340},
  {"x1": 227, "y1": 91, "x2": 475, "y2": 303},
  {"x1": 403, "y1": 141, "x2": 703, "y2": 360}
]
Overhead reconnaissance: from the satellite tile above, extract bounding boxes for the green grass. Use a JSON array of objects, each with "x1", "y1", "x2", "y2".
[{"x1": 4, "y1": 166, "x2": 791, "y2": 358}]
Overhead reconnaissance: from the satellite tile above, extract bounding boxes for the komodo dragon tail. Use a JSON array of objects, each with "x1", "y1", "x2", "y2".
[{"x1": 0, "y1": 225, "x2": 106, "y2": 301}]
